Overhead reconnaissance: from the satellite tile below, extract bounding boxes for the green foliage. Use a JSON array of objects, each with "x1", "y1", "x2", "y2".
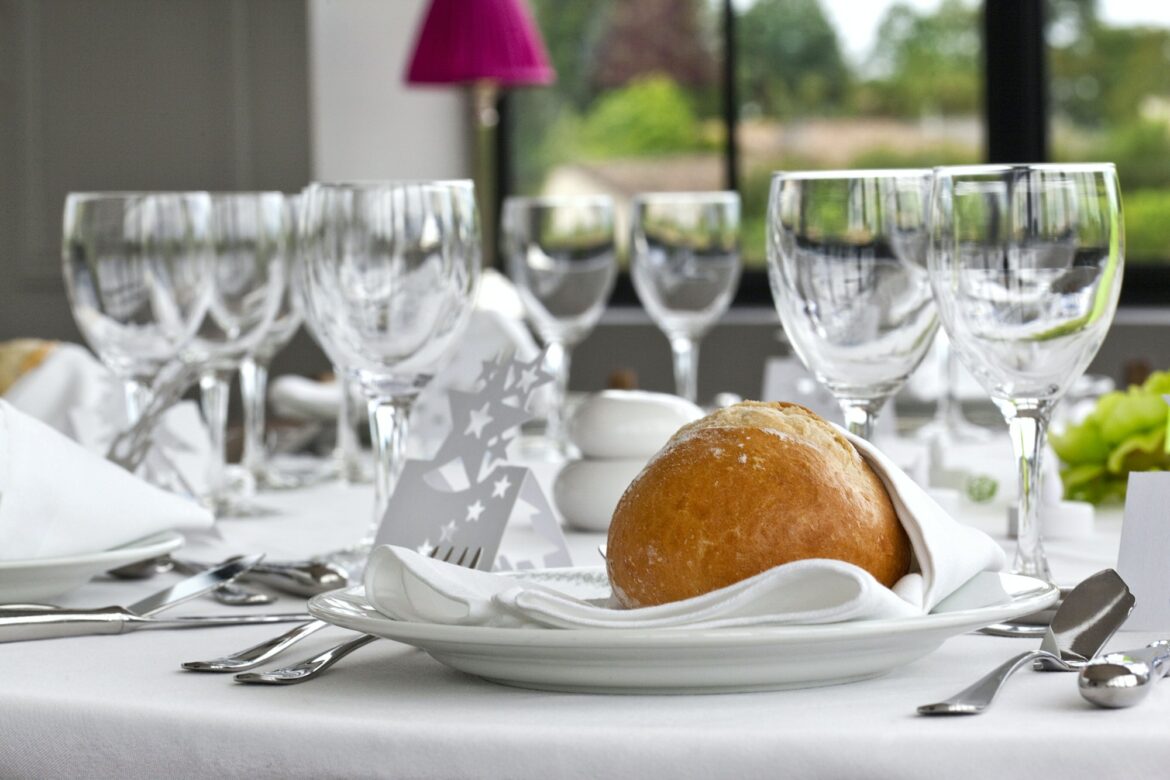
[
  {"x1": 737, "y1": 0, "x2": 850, "y2": 116},
  {"x1": 1051, "y1": 371, "x2": 1170, "y2": 504},
  {"x1": 848, "y1": 144, "x2": 978, "y2": 169},
  {"x1": 1121, "y1": 189, "x2": 1170, "y2": 262},
  {"x1": 577, "y1": 75, "x2": 704, "y2": 158}
]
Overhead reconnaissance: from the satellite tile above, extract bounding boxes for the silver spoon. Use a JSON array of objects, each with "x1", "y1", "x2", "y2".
[
  {"x1": 917, "y1": 568, "x2": 1134, "y2": 716},
  {"x1": 1079, "y1": 640, "x2": 1170, "y2": 708}
]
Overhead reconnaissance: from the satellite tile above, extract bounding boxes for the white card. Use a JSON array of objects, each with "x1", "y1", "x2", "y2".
[{"x1": 1116, "y1": 471, "x2": 1170, "y2": 630}]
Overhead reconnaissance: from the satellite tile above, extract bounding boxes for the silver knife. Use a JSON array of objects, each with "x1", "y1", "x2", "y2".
[
  {"x1": 0, "y1": 554, "x2": 295, "y2": 643},
  {"x1": 1078, "y1": 640, "x2": 1170, "y2": 708}
]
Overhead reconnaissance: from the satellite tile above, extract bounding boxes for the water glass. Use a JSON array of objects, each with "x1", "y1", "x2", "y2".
[
  {"x1": 62, "y1": 192, "x2": 213, "y2": 423},
  {"x1": 766, "y1": 169, "x2": 938, "y2": 439},
  {"x1": 631, "y1": 192, "x2": 741, "y2": 403},
  {"x1": 187, "y1": 192, "x2": 289, "y2": 514},
  {"x1": 502, "y1": 195, "x2": 616, "y2": 453},
  {"x1": 299, "y1": 180, "x2": 480, "y2": 561},
  {"x1": 928, "y1": 163, "x2": 1124, "y2": 581}
]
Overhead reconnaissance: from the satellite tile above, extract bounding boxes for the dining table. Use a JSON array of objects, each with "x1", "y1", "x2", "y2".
[{"x1": 1, "y1": 436, "x2": 1166, "y2": 780}]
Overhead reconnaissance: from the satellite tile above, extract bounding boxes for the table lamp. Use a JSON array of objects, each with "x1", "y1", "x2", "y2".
[{"x1": 405, "y1": 0, "x2": 555, "y2": 265}]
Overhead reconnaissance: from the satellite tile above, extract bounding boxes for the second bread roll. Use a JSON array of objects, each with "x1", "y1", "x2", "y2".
[{"x1": 606, "y1": 401, "x2": 911, "y2": 608}]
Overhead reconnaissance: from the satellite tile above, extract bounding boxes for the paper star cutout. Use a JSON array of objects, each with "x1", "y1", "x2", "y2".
[
  {"x1": 513, "y1": 364, "x2": 543, "y2": 396},
  {"x1": 476, "y1": 358, "x2": 501, "y2": 386},
  {"x1": 486, "y1": 435, "x2": 512, "y2": 465},
  {"x1": 417, "y1": 540, "x2": 435, "y2": 557},
  {"x1": 439, "y1": 519, "x2": 457, "y2": 542},
  {"x1": 466, "y1": 500, "x2": 485, "y2": 522},
  {"x1": 464, "y1": 403, "x2": 494, "y2": 439},
  {"x1": 492, "y1": 475, "x2": 512, "y2": 498}
]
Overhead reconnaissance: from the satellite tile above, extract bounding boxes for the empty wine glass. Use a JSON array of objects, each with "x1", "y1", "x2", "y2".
[
  {"x1": 62, "y1": 191, "x2": 213, "y2": 426},
  {"x1": 237, "y1": 195, "x2": 312, "y2": 490},
  {"x1": 928, "y1": 163, "x2": 1124, "y2": 581},
  {"x1": 631, "y1": 192, "x2": 741, "y2": 403},
  {"x1": 502, "y1": 195, "x2": 616, "y2": 454},
  {"x1": 299, "y1": 180, "x2": 480, "y2": 564},
  {"x1": 186, "y1": 192, "x2": 288, "y2": 515},
  {"x1": 766, "y1": 169, "x2": 938, "y2": 439}
]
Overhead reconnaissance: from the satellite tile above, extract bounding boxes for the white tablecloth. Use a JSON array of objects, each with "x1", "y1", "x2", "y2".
[{"x1": 0, "y1": 464, "x2": 1164, "y2": 779}]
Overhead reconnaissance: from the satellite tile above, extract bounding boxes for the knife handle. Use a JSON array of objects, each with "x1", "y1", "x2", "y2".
[{"x1": 0, "y1": 605, "x2": 136, "y2": 642}]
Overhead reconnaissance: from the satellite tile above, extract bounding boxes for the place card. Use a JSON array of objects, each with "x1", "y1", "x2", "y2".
[
  {"x1": 1116, "y1": 471, "x2": 1170, "y2": 630},
  {"x1": 374, "y1": 354, "x2": 571, "y2": 571}
]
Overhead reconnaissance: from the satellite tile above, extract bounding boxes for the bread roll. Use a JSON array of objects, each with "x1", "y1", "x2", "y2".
[
  {"x1": 0, "y1": 339, "x2": 55, "y2": 395},
  {"x1": 606, "y1": 401, "x2": 910, "y2": 608}
]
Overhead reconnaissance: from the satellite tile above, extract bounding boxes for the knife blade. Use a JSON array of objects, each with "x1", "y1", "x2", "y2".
[{"x1": 127, "y1": 553, "x2": 263, "y2": 616}]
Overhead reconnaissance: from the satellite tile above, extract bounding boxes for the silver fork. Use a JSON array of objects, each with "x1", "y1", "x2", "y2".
[{"x1": 191, "y1": 546, "x2": 482, "y2": 683}]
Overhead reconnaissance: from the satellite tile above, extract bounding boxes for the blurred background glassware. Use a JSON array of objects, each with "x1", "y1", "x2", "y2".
[
  {"x1": 62, "y1": 191, "x2": 213, "y2": 427},
  {"x1": 502, "y1": 195, "x2": 616, "y2": 455},
  {"x1": 185, "y1": 192, "x2": 289, "y2": 516},
  {"x1": 928, "y1": 163, "x2": 1124, "y2": 582},
  {"x1": 766, "y1": 169, "x2": 938, "y2": 440},
  {"x1": 631, "y1": 191, "x2": 741, "y2": 404},
  {"x1": 235, "y1": 194, "x2": 322, "y2": 491},
  {"x1": 299, "y1": 180, "x2": 480, "y2": 565},
  {"x1": 913, "y1": 329, "x2": 992, "y2": 444}
]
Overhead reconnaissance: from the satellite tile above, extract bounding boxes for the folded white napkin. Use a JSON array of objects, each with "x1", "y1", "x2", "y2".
[
  {"x1": 4, "y1": 343, "x2": 212, "y2": 495},
  {"x1": 0, "y1": 400, "x2": 213, "y2": 561},
  {"x1": 364, "y1": 429, "x2": 1006, "y2": 629}
]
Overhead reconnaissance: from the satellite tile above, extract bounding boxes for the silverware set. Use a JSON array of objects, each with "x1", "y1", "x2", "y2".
[{"x1": 181, "y1": 545, "x2": 483, "y2": 686}]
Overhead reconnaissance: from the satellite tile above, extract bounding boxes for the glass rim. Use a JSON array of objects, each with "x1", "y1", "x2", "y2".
[
  {"x1": 770, "y1": 168, "x2": 934, "y2": 181},
  {"x1": 307, "y1": 179, "x2": 474, "y2": 190},
  {"x1": 632, "y1": 190, "x2": 740, "y2": 204},
  {"x1": 932, "y1": 162, "x2": 1118, "y2": 176},
  {"x1": 503, "y1": 194, "x2": 614, "y2": 208},
  {"x1": 65, "y1": 191, "x2": 211, "y2": 201}
]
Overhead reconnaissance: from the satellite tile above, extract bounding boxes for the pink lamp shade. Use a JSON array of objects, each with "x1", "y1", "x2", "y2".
[{"x1": 405, "y1": 0, "x2": 555, "y2": 86}]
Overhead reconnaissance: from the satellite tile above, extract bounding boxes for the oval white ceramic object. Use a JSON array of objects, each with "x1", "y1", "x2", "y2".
[
  {"x1": 553, "y1": 458, "x2": 646, "y2": 532},
  {"x1": 567, "y1": 390, "x2": 703, "y2": 459}
]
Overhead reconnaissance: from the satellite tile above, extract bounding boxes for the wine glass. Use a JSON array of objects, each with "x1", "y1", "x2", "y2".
[
  {"x1": 766, "y1": 169, "x2": 938, "y2": 439},
  {"x1": 62, "y1": 191, "x2": 213, "y2": 426},
  {"x1": 299, "y1": 180, "x2": 480, "y2": 564},
  {"x1": 237, "y1": 195, "x2": 312, "y2": 490},
  {"x1": 186, "y1": 192, "x2": 288, "y2": 515},
  {"x1": 502, "y1": 195, "x2": 616, "y2": 454},
  {"x1": 631, "y1": 192, "x2": 741, "y2": 403},
  {"x1": 928, "y1": 163, "x2": 1124, "y2": 581}
]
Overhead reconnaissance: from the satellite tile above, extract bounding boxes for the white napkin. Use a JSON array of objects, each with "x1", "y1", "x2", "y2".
[
  {"x1": 0, "y1": 400, "x2": 213, "y2": 561},
  {"x1": 364, "y1": 429, "x2": 1006, "y2": 629},
  {"x1": 4, "y1": 343, "x2": 212, "y2": 495}
]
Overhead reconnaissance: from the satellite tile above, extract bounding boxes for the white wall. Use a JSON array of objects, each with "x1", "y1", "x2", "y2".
[{"x1": 307, "y1": 0, "x2": 470, "y2": 181}]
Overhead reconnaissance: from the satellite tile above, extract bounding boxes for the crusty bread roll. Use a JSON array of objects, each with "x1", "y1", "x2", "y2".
[
  {"x1": 0, "y1": 339, "x2": 55, "y2": 395},
  {"x1": 606, "y1": 401, "x2": 911, "y2": 608}
]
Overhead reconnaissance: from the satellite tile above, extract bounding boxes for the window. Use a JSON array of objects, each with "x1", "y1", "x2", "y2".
[{"x1": 502, "y1": 0, "x2": 1161, "y2": 304}]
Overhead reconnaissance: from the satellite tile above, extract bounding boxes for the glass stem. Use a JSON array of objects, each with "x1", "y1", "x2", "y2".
[
  {"x1": 239, "y1": 356, "x2": 270, "y2": 478},
  {"x1": 543, "y1": 340, "x2": 571, "y2": 450},
  {"x1": 999, "y1": 399, "x2": 1054, "y2": 582},
  {"x1": 199, "y1": 370, "x2": 232, "y2": 505},
  {"x1": 670, "y1": 335, "x2": 700, "y2": 404},
  {"x1": 122, "y1": 379, "x2": 151, "y2": 426},
  {"x1": 365, "y1": 394, "x2": 415, "y2": 549},
  {"x1": 336, "y1": 370, "x2": 365, "y2": 483},
  {"x1": 838, "y1": 398, "x2": 884, "y2": 441}
]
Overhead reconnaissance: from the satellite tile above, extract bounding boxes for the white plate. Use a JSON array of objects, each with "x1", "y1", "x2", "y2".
[
  {"x1": 0, "y1": 531, "x2": 184, "y2": 602},
  {"x1": 309, "y1": 568, "x2": 1060, "y2": 694}
]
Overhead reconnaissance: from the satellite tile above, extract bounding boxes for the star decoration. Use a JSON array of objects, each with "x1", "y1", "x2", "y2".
[
  {"x1": 486, "y1": 434, "x2": 512, "y2": 465},
  {"x1": 439, "y1": 519, "x2": 457, "y2": 542},
  {"x1": 464, "y1": 403, "x2": 494, "y2": 439},
  {"x1": 417, "y1": 539, "x2": 435, "y2": 557},
  {"x1": 492, "y1": 475, "x2": 512, "y2": 498},
  {"x1": 466, "y1": 500, "x2": 485, "y2": 522}
]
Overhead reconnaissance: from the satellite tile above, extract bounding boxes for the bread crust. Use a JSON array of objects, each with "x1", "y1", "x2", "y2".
[
  {"x1": 606, "y1": 401, "x2": 910, "y2": 608},
  {"x1": 0, "y1": 339, "x2": 55, "y2": 396}
]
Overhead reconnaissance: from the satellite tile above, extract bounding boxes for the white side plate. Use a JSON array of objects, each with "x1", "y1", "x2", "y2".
[
  {"x1": 0, "y1": 531, "x2": 184, "y2": 602},
  {"x1": 309, "y1": 568, "x2": 1059, "y2": 694}
]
